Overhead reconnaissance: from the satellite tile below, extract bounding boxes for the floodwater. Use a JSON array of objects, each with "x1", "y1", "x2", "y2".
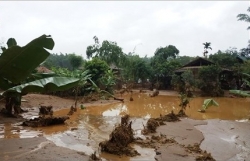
[{"x1": 1, "y1": 92, "x2": 250, "y2": 160}]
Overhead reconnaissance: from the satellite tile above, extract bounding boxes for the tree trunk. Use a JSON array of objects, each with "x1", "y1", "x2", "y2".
[
  {"x1": 5, "y1": 95, "x2": 25, "y2": 117},
  {"x1": 5, "y1": 97, "x2": 13, "y2": 116}
]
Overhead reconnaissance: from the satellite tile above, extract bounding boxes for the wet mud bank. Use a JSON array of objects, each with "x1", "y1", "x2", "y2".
[{"x1": 1, "y1": 117, "x2": 250, "y2": 161}]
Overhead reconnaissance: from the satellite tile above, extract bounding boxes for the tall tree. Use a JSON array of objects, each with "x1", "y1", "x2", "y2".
[
  {"x1": 122, "y1": 54, "x2": 152, "y2": 82},
  {"x1": 69, "y1": 53, "x2": 83, "y2": 70},
  {"x1": 237, "y1": 7, "x2": 250, "y2": 30},
  {"x1": 86, "y1": 36, "x2": 125, "y2": 67},
  {"x1": 203, "y1": 42, "x2": 212, "y2": 58},
  {"x1": 150, "y1": 45, "x2": 181, "y2": 89},
  {"x1": 154, "y1": 45, "x2": 179, "y2": 60},
  {"x1": 208, "y1": 50, "x2": 239, "y2": 69}
]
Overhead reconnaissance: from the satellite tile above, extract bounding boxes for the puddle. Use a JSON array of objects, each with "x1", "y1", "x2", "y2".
[
  {"x1": 1, "y1": 93, "x2": 250, "y2": 160},
  {"x1": 0, "y1": 122, "x2": 43, "y2": 139}
]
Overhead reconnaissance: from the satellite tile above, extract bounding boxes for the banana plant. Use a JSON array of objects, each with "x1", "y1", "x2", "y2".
[
  {"x1": 198, "y1": 99, "x2": 219, "y2": 113},
  {"x1": 0, "y1": 35, "x2": 54, "y2": 84},
  {"x1": 0, "y1": 35, "x2": 81, "y2": 116},
  {"x1": 229, "y1": 90, "x2": 250, "y2": 97}
]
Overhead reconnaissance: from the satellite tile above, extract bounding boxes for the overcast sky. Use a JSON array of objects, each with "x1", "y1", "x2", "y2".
[{"x1": 1, "y1": 1, "x2": 249, "y2": 59}]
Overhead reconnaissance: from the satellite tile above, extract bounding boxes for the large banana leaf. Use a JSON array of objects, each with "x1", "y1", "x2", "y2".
[
  {"x1": 0, "y1": 35, "x2": 54, "y2": 84},
  {"x1": 202, "y1": 99, "x2": 219, "y2": 110},
  {"x1": 1, "y1": 77, "x2": 80, "y2": 96},
  {"x1": 229, "y1": 90, "x2": 250, "y2": 97}
]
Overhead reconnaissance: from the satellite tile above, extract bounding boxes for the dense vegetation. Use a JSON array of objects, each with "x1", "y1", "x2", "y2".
[{"x1": 0, "y1": 7, "x2": 249, "y2": 107}]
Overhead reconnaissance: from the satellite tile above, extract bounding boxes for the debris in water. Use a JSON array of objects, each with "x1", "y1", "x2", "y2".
[
  {"x1": 134, "y1": 134, "x2": 177, "y2": 148},
  {"x1": 186, "y1": 143, "x2": 215, "y2": 161},
  {"x1": 130, "y1": 97, "x2": 134, "y2": 101},
  {"x1": 89, "y1": 151, "x2": 101, "y2": 161},
  {"x1": 22, "y1": 116, "x2": 69, "y2": 127},
  {"x1": 99, "y1": 114, "x2": 140, "y2": 157},
  {"x1": 113, "y1": 97, "x2": 124, "y2": 102},
  {"x1": 149, "y1": 89, "x2": 159, "y2": 97},
  {"x1": 142, "y1": 111, "x2": 180, "y2": 134},
  {"x1": 67, "y1": 105, "x2": 77, "y2": 115},
  {"x1": 39, "y1": 105, "x2": 53, "y2": 116},
  {"x1": 176, "y1": 109, "x2": 187, "y2": 117},
  {"x1": 142, "y1": 118, "x2": 164, "y2": 134},
  {"x1": 159, "y1": 110, "x2": 180, "y2": 122}
]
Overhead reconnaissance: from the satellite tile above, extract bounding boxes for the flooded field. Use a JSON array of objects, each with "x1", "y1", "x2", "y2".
[{"x1": 1, "y1": 92, "x2": 250, "y2": 160}]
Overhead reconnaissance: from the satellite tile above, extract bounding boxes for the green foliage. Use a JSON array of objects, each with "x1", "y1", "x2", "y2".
[
  {"x1": 208, "y1": 50, "x2": 239, "y2": 69},
  {"x1": 151, "y1": 45, "x2": 180, "y2": 75},
  {"x1": 50, "y1": 67, "x2": 92, "y2": 95},
  {"x1": 69, "y1": 53, "x2": 83, "y2": 70},
  {"x1": 43, "y1": 53, "x2": 83, "y2": 71},
  {"x1": 154, "y1": 45, "x2": 179, "y2": 60},
  {"x1": 84, "y1": 58, "x2": 110, "y2": 85},
  {"x1": 198, "y1": 99, "x2": 219, "y2": 112},
  {"x1": 1, "y1": 77, "x2": 80, "y2": 97},
  {"x1": 229, "y1": 90, "x2": 250, "y2": 97},
  {"x1": 237, "y1": 7, "x2": 250, "y2": 30},
  {"x1": 240, "y1": 60, "x2": 250, "y2": 74},
  {"x1": 179, "y1": 93, "x2": 190, "y2": 110},
  {"x1": 175, "y1": 56, "x2": 196, "y2": 66},
  {"x1": 171, "y1": 74, "x2": 184, "y2": 92},
  {"x1": 171, "y1": 70, "x2": 195, "y2": 96},
  {"x1": 99, "y1": 69, "x2": 116, "y2": 94},
  {"x1": 6, "y1": 38, "x2": 17, "y2": 48},
  {"x1": 122, "y1": 55, "x2": 153, "y2": 82},
  {"x1": 0, "y1": 35, "x2": 54, "y2": 84},
  {"x1": 203, "y1": 42, "x2": 212, "y2": 57},
  {"x1": 197, "y1": 65, "x2": 224, "y2": 96},
  {"x1": 86, "y1": 37, "x2": 125, "y2": 67},
  {"x1": 80, "y1": 104, "x2": 86, "y2": 110},
  {"x1": 150, "y1": 45, "x2": 181, "y2": 89},
  {"x1": 152, "y1": 58, "x2": 181, "y2": 76}
]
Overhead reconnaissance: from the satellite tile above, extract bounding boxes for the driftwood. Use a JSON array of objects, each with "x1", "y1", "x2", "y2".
[{"x1": 114, "y1": 97, "x2": 124, "y2": 102}]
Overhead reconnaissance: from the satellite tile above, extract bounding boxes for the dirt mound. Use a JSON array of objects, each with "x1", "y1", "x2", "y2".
[
  {"x1": 134, "y1": 134, "x2": 177, "y2": 148},
  {"x1": 99, "y1": 115, "x2": 140, "y2": 157},
  {"x1": 142, "y1": 118, "x2": 165, "y2": 134},
  {"x1": 186, "y1": 143, "x2": 215, "y2": 161},
  {"x1": 142, "y1": 111, "x2": 180, "y2": 134},
  {"x1": 159, "y1": 110, "x2": 180, "y2": 122}
]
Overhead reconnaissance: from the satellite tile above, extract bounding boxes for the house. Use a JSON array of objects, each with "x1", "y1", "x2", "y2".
[
  {"x1": 174, "y1": 57, "x2": 234, "y2": 89},
  {"x1": 36, "y1": 65, "x2": 53, "y2": 73},
  {"x1": 175, "y1": 57, "x2": 215, "y2": 78}
]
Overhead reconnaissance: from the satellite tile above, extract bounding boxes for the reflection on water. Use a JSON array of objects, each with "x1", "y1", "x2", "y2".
[
  {"x1": 1, "y1": 92, "x2": 250, "y2": 160},
  {"x1": 102, "y1": 104, "x2": 128, "y2": 116},
  {"x1": 45, "y1": 130, "x2": 95, "y2": 155},
  {"x1": 187, "y1": 97, "x2": 250, "y2": 120},
  {"x1": 0, "y1": 123, "x2": 42, "y2": 139}
]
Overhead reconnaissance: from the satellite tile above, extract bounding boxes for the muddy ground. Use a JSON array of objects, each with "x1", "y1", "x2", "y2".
[{"x1": 0, "y1": 90, "x2": 250, "y2": 161}]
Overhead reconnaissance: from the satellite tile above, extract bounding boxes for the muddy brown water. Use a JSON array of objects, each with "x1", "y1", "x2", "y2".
[{"x1": 1, "y1": 93, "x2": 250, "y2": 160}]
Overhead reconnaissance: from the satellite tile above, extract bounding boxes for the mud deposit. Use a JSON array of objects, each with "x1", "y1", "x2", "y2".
[
  {"x1": 99, "y1": 115, "x2": 139, "y2": 156},
  {"x1": 1, "y1": 92, "x2": 250, "y2": 161}
]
